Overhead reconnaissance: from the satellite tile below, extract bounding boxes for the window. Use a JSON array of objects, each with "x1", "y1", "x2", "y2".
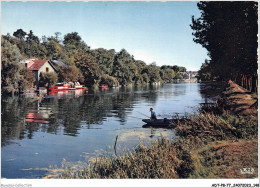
[{"x1": 46, "y1": 67, "x2": 49, "y2": 72}]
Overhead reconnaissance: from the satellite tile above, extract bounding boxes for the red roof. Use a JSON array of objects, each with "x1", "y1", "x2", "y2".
[{"x1": 28, "y1": 60, "x2": 48, "y2": 71}]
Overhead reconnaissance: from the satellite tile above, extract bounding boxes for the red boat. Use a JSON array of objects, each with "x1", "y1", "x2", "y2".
[
  {"x1": 48, "y1": 82, "x2": 86, "y2": 92},
  {"x1": 48, "y1": 83, "x2": 69, "y2": 92}
]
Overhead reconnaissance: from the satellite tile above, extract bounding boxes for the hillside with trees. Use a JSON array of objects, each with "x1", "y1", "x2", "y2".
[
  {"x1": 1, "y1": 30, "x2": 187, "y2": 94},
  {"x1": 191, "y1": 1, "x2": 258, "y2": 92}
]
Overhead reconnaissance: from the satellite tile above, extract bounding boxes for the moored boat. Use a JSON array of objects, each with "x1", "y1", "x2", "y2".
[
  {"x1": 142, "y1": 118, "x2": 188, "y2": 128},
  {"x1": 48, "y1": 82, "x2": 86, "y2": 92}
]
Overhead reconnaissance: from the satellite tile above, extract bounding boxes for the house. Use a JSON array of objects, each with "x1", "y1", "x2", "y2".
[{"x1": 20, "y1": 59, "x2": 57, "y2": 86}]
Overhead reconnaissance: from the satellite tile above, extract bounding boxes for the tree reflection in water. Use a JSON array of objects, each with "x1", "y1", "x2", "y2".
[{"x1": 1, "y1": 85, "x2": 160, "y2": 145}]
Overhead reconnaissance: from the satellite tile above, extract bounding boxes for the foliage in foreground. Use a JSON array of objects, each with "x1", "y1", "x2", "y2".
[
  {"x1": 60, "y1": 138, "x2": 193, "y2": 179},
  {"x1": 58, "y1": 113, "x2": 257, "y2": 179}
]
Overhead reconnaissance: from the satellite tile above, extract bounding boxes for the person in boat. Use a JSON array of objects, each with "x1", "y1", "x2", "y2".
[{"x1": 150, "y1": 108, "x2": 157, "y2": 120}]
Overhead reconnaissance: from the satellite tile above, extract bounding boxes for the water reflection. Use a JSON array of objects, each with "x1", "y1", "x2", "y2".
[{"x1": 2, "y1": 85, "x2": 161, "y2": 145}]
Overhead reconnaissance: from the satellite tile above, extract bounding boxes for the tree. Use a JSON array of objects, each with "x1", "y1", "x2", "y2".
[
  {"x1": 161, "y1": 68, "x2": 175, "y2": 81},
  {"x1": 46, "y1": 39, "x2": 63, "y2": 59},
  {"x1": 197, "y1": 60, "x2": 213, "y2": 81},
  {"x1": 92, "y1": 48, "x2": 115, "y2": 75},
  {"x1": 20, "y1": 68, "x2": 36, "y2": 89},
  {"x1": 13, "y1": 29, "x2": 27, "y2": 41},
  {"x1": 57, "y1": 65, "x2": 84, "y2": 83},
  {"x1": 74, "y1": 50, "x2": 102, "y2": 86},
  {"x1": 63, "y1": 32, "x2": 81, "y2": 47},
  {"x1": 112, "y1": 49, "x2": 135, "y2": 85},
  {"x1": 24, "y1": 30, "x2": 42, "y2": 58},
  {"x1": 26, "y1": 30, "x2": 39, "y2": 43},
  {"x1": 1, "y1": 38, "x2": 26, "y2": 94},
  {"x1": 147, "y1": 64, "x2": 161, "y2": 83},
  {"x1": 63, "y1": 32, "x2": 88, "y2": 51},
  {"x1": 63, "y1": 32, "x2": 89, "y2": 64},
  {"x1": 54, "y1": 32, "x2": 62, "y2": 43},
  {"x1": 39, "y1": 72, "x2": 58, "y2": 87}
]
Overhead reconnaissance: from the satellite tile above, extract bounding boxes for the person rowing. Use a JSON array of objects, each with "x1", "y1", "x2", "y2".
[{"x1": 150, "y1": 108, "x2": 157, "y2": 120}]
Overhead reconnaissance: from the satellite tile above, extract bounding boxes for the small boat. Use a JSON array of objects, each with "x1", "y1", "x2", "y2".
[{"x1": 142, "y1": 118, "x2": 187, "y2": 128}]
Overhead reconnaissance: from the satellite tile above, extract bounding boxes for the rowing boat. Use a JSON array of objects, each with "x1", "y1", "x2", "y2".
[{"x1": 142, "y1": 118, "x2": 187, "y2": 128}]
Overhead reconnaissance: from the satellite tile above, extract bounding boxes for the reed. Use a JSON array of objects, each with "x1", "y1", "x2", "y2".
[{"x1": 59, "y1": 138, "x2": 191, "y2": 178}]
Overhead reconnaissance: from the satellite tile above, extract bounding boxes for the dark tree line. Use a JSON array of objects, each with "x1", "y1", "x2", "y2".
[
  {"x1": 191, "y1": 1, "x2": 258, "y2": 92},
  {"x1": 2, "y1": 29, "x2": 186, "y2": 94}
]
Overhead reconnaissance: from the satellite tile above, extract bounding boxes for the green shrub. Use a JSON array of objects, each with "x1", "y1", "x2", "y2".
[{"x1": 39, "y1": 72, "x2": 58, "y2": 87}]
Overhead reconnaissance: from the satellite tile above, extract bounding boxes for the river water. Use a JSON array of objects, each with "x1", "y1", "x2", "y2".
[{"x1": 1, "y1": 83, "x2": 207, "y2": 178}]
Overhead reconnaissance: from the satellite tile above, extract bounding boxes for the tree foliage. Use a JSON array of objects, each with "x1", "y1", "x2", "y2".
[
  {"x1": 1, "y1": 38, "x2": 29, "y2": 94},
  {"x1": 39, "y1": 72, "x2": 58, "y2": 87},
  {"x1": 191, "y1": 2, "x2": 258, "y2": 91},
  {"x1": 57, "y1": 65, "x2": 84, "y2": 83},
  {"x1": 13, "y1": 29, "x2": 27, "y2": 41}
]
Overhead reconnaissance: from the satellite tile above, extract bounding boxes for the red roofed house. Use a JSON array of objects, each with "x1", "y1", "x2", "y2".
[{"x1": 20, "y1": 59, "x2": 57, "y2": 86}]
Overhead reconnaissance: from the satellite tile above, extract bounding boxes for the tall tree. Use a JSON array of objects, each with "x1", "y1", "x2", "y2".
[
  {"x1": 1, "y1": 38, "x2": 25, "y2": 94},
  {"x1": 74, "y1": 50, "x2": 102, "y2": 86},
  {"x1": 112, "y1": 49, "x2": 135, "y2": 85},
  {"x1": 191, "y1": 2, "x2": 258, "y2": 91}
]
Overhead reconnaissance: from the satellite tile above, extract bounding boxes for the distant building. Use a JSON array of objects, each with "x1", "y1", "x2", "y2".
[
  {"x1": 20, "y1": 59, "x2": 57, "y2": 86},
  {"x1": 179, "y1": 71, "x2": 198, "y2": 83}
]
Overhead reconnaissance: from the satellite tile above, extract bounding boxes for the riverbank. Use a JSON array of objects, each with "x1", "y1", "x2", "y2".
[
  {"x1": 218, "y1": 80, "x2": 257, "y2": 117},
  {"x1": 55, "y1": 81, "x2": 258, "y2": 179}
]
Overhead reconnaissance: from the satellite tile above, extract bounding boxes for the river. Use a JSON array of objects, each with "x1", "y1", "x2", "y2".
[{"x1": 1, "y1": 83, "x2": 208, "y2": 178}]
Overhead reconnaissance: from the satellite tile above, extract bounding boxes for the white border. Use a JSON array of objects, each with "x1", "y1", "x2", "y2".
[
  {"x1": 1, "y1": 179, "x2": 260, "y2": 188},
  {"x1": 1, "y1": 0, "x2": 259, "y2": 187}
]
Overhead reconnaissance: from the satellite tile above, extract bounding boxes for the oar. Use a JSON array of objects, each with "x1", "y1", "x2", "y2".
[{"x1": 136, "y1": 111, "x2": 150, "y2": 118}]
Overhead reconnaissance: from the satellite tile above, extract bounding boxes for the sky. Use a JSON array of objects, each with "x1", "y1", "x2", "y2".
[{"x1": 1, "y1": 1, "x2": 208, "y2": 71}]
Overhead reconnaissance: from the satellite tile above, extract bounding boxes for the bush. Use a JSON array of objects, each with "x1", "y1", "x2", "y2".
[{"x1": 39, "y1": 72, "x2": 58, "y2": 87}]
